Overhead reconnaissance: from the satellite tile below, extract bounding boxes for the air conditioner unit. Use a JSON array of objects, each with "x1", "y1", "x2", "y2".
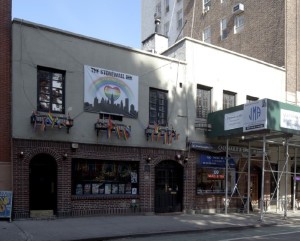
[
  {"x1": 233, "y1": 3, "x2": 244, "y2": 14},
  {"x1": 203, "y1": 6, "x2": 210, "y2": 13}
]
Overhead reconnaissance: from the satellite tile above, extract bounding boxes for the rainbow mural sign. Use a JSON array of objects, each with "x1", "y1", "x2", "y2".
[{"x1": 84, "y1": 65, "x2": 139, "y2": 118}]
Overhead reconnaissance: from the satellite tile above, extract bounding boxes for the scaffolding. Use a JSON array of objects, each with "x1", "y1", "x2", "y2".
[{"x1": 207, "y1": 99, "x2": 300, "y2": 221}]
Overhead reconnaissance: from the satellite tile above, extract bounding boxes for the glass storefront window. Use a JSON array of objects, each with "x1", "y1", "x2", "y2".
[
  {"x1": 196, "y1": 167, "x2": 235, "y2": 194},
  {"x1": 72, "y1": 159, "x2": 139, "y2": 195},
  {"x1": 196, "y1": 154, "x2": 236, "y2": 194}
]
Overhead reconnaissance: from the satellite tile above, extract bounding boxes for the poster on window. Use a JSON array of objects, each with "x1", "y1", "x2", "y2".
[
  {"x1": 84, "y1": 65, "x2": 139, "y2": 118},
  {"x1": 0, "y1": 191, "x2": 13, "y2": 220}
]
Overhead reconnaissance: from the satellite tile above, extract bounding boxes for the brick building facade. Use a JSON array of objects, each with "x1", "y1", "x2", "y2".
[
  {"x1": 142, "y1": 0, "x2": 285, "y2": 67},
  {"x1": 0, "y1": 0, "x2": 12, "y2": 191}
]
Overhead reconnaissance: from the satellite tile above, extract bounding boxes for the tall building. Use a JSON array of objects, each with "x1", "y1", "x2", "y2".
[
  {"x1": 141, "y1": 0, "x2": 285, "y2": 67},
  {"x1": 0, "y1": 0, "x2": 12, "y2": 190}
]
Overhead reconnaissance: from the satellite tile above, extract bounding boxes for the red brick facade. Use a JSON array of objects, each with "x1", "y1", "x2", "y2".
[
  {"x1": 0, "y1": 0, "x2": 12, "y2": 190},
  {"x1": 13, "y1": 139, "x2": 195, "y2": 218}
]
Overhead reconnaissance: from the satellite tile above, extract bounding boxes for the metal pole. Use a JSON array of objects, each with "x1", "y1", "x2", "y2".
[
  {"x1": 260, "y1": 135, "x2": 266, "y2": 222},
  {"x1": 293, "y1": 149, "x2": 297, "y2": 212},
  {"x1": 225, "y1": 138, "x2": 229, "y2": 215},
  {"x1": 284, "y1": 138, "x2": 289, "y2": 219},
  {"x1": 276, "y1": 146, "x2": 280, "y2": 213},
  {"x1": 247, "y1": 142, "x2": 251, "y2": 214}
]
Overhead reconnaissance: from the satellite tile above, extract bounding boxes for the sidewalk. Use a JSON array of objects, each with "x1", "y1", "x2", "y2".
[{"x1": 1, "y1": 211, "x2": 300, "y2": 241}]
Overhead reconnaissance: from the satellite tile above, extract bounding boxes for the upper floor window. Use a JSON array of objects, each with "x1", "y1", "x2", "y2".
[
  {"x1": 246, "y1": 95, "x2": 258, "y2": 103},
  {"x1": 149, "y1": 88, "x2": 168, "y2": 126},
  {"x1": 223, "y1": 90, "x2": 236, "y2": 109},
  {"x1": 165, "y1": 0, "x2": 170, "y2": 13},
  {"x1": 164, "y1": 21, "x2": 170, "y2": 36},
  {"x1": 196, "y1": 85, "x2": 212, "y2": 119},
  {"x1": 177, "y1": 9, "x2": 183, "y2": 30},
  {"x1": 220, "y1": 18, "x2": 228, "y2": 40},
  {"x1": 155, "y1": 2, "x2": 162, "y2": 18},
  {"x1": 203, "y1": 26, "x2": 211, "y2": 43},
  {"x1": 203, "y1": 0, "x2": 211, "y2": 8},
  {"x1": 37, "y1": 66, "x2": 65, "y2": 113},
  {"x1": 234, "y1": 14, "x2": 244, "y2": 34}
]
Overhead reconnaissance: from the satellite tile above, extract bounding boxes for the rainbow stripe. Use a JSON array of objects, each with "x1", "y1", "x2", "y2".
[{"x1": 89, "y1": 77, "x2": 134, "y2": 101}]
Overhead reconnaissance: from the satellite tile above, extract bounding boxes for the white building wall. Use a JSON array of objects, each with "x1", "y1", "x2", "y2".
[{"x1": 163, "y1": 38, "x2": 286, "y2": 143}]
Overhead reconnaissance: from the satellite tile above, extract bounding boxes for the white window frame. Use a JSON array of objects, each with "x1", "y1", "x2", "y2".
[
  {"x1": 234, "y1": 14, "x2": 245, "y2": 34},
  {"x1": 220, "y1": 18, "x2": 227, "y2": 40},
  {"x1": 203, "y1": 26, "x2": 211, "y2": 43}
]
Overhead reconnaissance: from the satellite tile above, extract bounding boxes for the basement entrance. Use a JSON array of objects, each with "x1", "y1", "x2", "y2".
[
  {"x1": 29, "y1": 154, "x2": 57, "y2": 216},
  {"x1": 155, "y1": 160, "x2": 183, "y2": 213}
]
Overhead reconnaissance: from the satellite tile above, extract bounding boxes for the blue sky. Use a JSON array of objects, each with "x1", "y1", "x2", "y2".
[{"x1": 12, "y1": 0, "x2": 141, "y2": 49}]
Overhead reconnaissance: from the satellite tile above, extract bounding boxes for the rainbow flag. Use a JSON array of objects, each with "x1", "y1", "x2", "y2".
[
  {"x1": 116, "y1": 126, "x2": 122, "y2": 139},
  {"x1": 47, "y1": 112, "x2": 54, "y2": 126}
]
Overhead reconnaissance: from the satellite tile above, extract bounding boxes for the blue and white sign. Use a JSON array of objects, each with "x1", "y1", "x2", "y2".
[
  {"x1": 243, "y1": 99, "x2": 267, "y2": 132},
  {"x1": 198, "y1": 155, "x2": 235, "y2": 168}
]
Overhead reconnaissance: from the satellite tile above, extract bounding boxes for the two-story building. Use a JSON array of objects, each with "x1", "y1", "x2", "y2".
[{"x1": 11, "y1": 19, "x2": 287, "y2": 218}]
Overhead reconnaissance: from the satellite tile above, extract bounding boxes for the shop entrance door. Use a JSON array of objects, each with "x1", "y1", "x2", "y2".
[
  {"x1": 30, "y1": 154, "x2": 57, "y2": 213},
  {"x1": 155, "y1": 160, "x2": 183, "y2": 213}
]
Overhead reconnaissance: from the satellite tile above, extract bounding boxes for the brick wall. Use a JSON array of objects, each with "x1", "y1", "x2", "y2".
[
  {"x1": 183, "y1": 0, "x2": 285, "y2": 67},
  {"x1": 0, "y1": 0, "x2": 12, "y2": 190},
  {"x1": 12, "y1": 138, "x2": 190, "y2": 218}
]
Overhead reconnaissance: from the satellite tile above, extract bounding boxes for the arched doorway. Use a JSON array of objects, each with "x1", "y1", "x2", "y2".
[
  {"x1": 29, "y1": 154, "x2": 57, "y2": 214},
  {"x1": 155, "y1": 160, "x2": 184, "y2": 213}
]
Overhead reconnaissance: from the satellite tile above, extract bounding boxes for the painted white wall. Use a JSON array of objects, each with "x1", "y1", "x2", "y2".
[
  {"x1": 12, "y1": 19, "x2": 187, "y2": 150},
  {"x1": 163, "y1": 38, "x2": 286, "y2": 143}
]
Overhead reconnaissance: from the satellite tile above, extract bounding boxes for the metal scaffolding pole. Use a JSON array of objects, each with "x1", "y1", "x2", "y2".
[
  {"x1": 247, "y1": 142, "x2": 251, "y2": 214},
  {"x1": 293, "y1": 149, "x2": 297, "y2": 212},
  {"x1": 284, "y1": 139, "x2": 289, "y2": 219},
  {"x1": 260, "y1": 135, "x2": 266, "y2": 222},
  {"x1": 225, "y1": 138, "x2": 229, "y2": 215}
]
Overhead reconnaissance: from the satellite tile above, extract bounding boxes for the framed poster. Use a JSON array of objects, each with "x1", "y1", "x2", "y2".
[
  {"x1": 84, "y1": 65, "x2": 139, "y2": 118},
  {"x1": 0, "y1": 191, "x2": 13, "y2": 221}
]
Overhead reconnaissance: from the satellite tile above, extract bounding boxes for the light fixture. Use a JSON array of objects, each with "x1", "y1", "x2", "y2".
[
  {"x1": 146, "y1": 156, "x2": 152, "y2": 163},
  {"x1": 19, "y1": 151, "x2": 24, "y2": 158},
  {"x1": 63, "y1": 153, "x2": 68, "y2": 159},
  {"x1": 184, "y1": 157, "x2": 188, "y2": 164},
  {"x1": 175, "y1": 154, "x2": 182, "y2": 160}
]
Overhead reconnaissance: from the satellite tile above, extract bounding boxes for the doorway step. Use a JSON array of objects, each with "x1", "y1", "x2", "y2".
[{"x1": 30, "y1": 210, "x2": 55, "y2": 219}]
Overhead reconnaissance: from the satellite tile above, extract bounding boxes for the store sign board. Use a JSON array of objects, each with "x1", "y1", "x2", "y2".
[
  {"x1": 199, "y1": 155, "x2": 235, "y2": 168},
  {"x1": 243, "y1": 99, "x2": 267, "y2": 132}
]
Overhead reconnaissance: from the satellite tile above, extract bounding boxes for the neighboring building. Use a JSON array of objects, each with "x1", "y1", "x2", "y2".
[
  {"x1": 11, "y1": 18, "x2": 285, "y2": 218},
  {"x1": 141, "y1": 0, "x2": 285, "y2": 67},
  {"x1": 0, "y1": 0, "x2": 12, "y2": 191}
]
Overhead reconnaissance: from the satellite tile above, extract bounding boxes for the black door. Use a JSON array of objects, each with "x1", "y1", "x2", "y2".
[
  {"x1": 155, "y1": 160, "x2": 183, "y2": 213},
  {"x1": 30, "y1": 154, "x2": 57, "y2": 212}
]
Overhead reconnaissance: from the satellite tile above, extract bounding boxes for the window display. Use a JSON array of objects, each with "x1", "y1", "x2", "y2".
[
  {"x1": 196, "y1": 154, "x2": 236, "y2": 194},
  {"x1": 72, "y1": 159, "x2": 139, "y2": 195}
]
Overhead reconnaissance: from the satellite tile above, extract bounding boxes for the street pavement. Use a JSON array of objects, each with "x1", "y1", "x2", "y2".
[{"x1": 1, "y1": 211, "x2": 300, "y2": 241}]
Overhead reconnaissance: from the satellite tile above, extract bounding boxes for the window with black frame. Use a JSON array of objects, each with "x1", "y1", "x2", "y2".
[
  {"x1": 196, "y1": 154, "x2": 236, "y2": 194},
  {"x1": 196, "y1": 85, "x2": 211, "y2": 119},
  {"x1": 149, "y1": 88, "x2": 168, "y2": 126},
  {"x1": 72, "y1": 159, "x2": 139, "y2": 195},
  {"x1": 37, "y1": 66, "x2": 65, "y2": 114}
]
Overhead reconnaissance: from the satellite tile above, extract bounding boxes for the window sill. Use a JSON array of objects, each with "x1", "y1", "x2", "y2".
[{"x1": 71, "y1": 194, "x2": 139, "y2": 200}]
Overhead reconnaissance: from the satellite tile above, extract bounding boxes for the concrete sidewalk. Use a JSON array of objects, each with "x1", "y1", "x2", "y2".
[{"x1": 1, "y1": 211, "x2": 300, "y2": 241}]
